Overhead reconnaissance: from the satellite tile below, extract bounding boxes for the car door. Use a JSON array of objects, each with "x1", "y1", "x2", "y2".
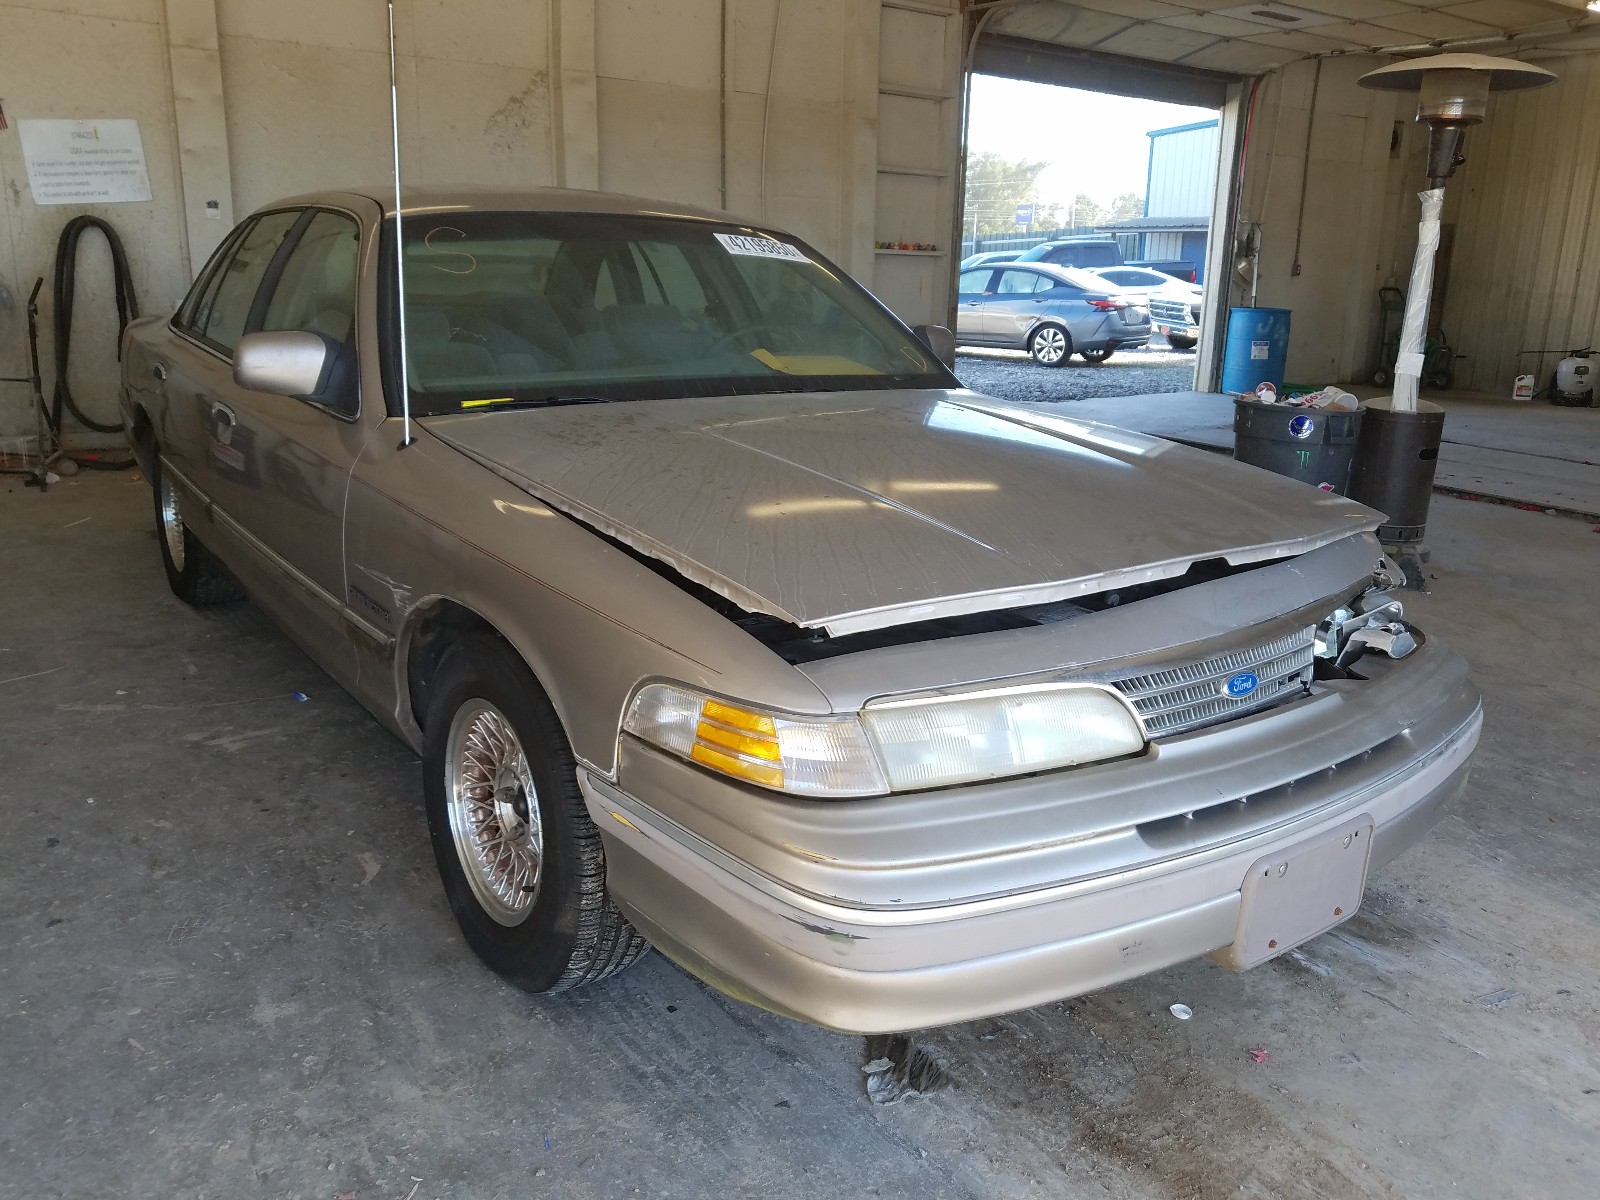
[
  {"x1": 159, "y1": 209, "x2": 302, "y2": 549},
  {"x1": 203, "y1": 207, "x2": 374, "y2": 686},
  {"x1": 985, "y1": 268, "x2": 1053, "y2": 348},
  {"x1": 955, "y1": 268, "x2": 997, "y2": 343}
]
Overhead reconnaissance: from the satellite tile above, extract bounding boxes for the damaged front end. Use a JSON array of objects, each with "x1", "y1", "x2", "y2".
[{"x1": 576, "y1": 527, "x2": 1480, "y2": 1032}]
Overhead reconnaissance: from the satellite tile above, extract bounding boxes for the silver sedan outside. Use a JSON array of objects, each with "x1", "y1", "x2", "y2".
[
  {"x1": 956, "y1": 262, "x2": 1152, "y2": 366},
  {"x1": 119, "y1": 187, "x2": 1479, "y2": 1034}
]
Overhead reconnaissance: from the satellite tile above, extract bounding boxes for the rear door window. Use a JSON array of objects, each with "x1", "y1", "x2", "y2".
[
  {"x1": 175, "y1": 223, "x2": 251, "y2": 331},
  {"x1": 189, "y1": 210, "x2": 301, "y2": 353},
  {"x1": 995, "y1": 270, "x2": 1049, "y2": 295}
]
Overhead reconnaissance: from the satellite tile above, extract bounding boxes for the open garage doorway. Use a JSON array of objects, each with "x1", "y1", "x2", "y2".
[{"x1": 952, "y1": 30, "x2": 1248, "y2": 407}]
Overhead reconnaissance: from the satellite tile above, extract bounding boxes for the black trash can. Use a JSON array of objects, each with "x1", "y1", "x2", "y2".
[
  {"x1": 1232, "y1": 399, "x2": 1364, "y2": 494},
  {"x1": 1348, "y1": 396, "x2": 1445, "y2": 543}
]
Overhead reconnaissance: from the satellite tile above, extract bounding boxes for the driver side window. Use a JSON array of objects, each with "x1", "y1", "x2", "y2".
[{"x1": 261, "y1": 211, "x2": 361, "y2": 343}]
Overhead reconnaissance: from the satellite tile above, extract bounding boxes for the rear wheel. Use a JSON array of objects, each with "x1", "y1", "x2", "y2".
[
  {"x1": 151, "y1": 457, "x2": 242, "y2": 606},
  {"x1": 423, "y1": 633, "x2": 649, "y2": 993},
  {"x1": 1028, "y1": 324, "x2": 1070, "y2": 367},
  {"x1": 1079, "y1": 346, "x2": 1115, "y2": 364}
]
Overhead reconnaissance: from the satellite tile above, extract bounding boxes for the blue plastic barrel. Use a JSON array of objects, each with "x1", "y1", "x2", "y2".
[{"x1": 1221, "y1": 307, "x2": 1291, "y2": 396}]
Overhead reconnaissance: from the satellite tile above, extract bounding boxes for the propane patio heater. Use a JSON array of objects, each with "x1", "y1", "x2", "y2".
[{"x1": 1352, "y1": 54, "x2": 1555, "y2": 573}]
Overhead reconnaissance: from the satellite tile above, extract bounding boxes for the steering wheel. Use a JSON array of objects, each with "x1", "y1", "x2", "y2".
[{"x1": 710, "y1": 323, "x2": 775, "y2": 354}]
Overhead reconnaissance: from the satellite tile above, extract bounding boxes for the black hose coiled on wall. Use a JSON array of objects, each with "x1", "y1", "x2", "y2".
[{"x1": 50, "y1": 214, "x2": 139, "y2": 437}]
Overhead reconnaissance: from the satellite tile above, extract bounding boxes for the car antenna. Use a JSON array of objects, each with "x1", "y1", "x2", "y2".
[{"x1": 387, "y1": 0, "x2": 414, "y2": 449}]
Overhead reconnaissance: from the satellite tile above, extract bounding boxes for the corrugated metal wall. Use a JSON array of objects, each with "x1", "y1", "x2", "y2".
[
  {"x1": 1441, "y1": 52, "x2": 1600, "y2": 393},
  {"x1": 1147, "y1": 123, "x2": 1218, "y2": 219}
]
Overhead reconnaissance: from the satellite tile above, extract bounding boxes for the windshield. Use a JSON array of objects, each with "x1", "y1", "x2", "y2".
[{"x1": 382, "y1": 211, "x2": 955, "y2": 415}]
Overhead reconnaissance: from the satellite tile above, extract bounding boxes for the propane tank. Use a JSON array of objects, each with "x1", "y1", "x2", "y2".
[{"x1": 1551, "y1": 349, "x2": 1593, "y2": 407}]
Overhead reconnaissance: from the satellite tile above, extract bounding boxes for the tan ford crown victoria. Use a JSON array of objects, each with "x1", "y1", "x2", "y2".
[{"x1": 119, "y1": 188, "x2": 1482, "y2": 1034}]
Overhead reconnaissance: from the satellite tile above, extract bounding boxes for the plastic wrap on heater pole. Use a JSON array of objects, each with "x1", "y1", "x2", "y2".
[{"x1": 1392, "y1": 188, "x2": 1443, "y2": 413}]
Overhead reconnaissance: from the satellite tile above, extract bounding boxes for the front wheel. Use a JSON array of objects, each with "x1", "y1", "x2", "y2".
[
  {"x1": 1166, "y1": 334, "x2": 1198, "y2": 351},
  {"x1": 1028, "y1": 324, "x2": 1070, "y2": 367},
  {"x1": 423, "y1": 633, "x2": 649, "y2": 993},
  {"x1": 1079, "y1": 346, "x2": 1115, "y2": 364}
]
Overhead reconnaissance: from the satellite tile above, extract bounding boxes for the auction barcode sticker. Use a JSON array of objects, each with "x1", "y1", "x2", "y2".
[{"x1": 714, "y1": 233, "x2": 809, "y2": 262}]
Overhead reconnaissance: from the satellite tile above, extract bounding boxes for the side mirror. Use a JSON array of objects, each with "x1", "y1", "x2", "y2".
[
  {"x1": 912, "y1": 323, "x2": 956, "y2": 370},
  {"x1": 234, "y1": 331, "x2": 340, "y2": 403}
]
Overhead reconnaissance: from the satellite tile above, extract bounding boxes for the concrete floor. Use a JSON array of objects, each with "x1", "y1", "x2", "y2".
[{"x1": 3, "y1": 471, "x2": 1597, "y2": 1200}]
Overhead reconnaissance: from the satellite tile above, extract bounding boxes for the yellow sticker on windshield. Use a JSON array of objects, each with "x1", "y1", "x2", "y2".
[
  {"x1": 750, "y1": 349, "x2": 881, "y2": 376},
  {"x1": 461, "y1": 397, "x2": 515, "y2": 409}
]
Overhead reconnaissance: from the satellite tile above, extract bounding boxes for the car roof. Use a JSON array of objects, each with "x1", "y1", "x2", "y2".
[{"x1": 256, "y1": 185, "x2": 743, "y2": 224}]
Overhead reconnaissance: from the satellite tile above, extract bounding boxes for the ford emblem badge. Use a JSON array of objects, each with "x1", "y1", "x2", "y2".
[
  {"x1": 1288, "y1": 415, "x2": 1316, "y2": 440},
  {"x1": 1223, "y1": 671, "x2": 1260, "y2": 698}
]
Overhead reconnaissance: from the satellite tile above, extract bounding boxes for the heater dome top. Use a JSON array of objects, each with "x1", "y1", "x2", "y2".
[{"x1": 1359, "y1": 52, "x2": 1557, "y2": 93}]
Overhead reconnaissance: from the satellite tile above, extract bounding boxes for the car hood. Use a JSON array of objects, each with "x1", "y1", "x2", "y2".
[{"x1": 423, "y1": 390, "x2": 1380, "y2": 636}]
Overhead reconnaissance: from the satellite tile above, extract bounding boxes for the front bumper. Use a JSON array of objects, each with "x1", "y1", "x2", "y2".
[{"x1": 582, "y1": 643, "x2": 1481, "y2": 1033}]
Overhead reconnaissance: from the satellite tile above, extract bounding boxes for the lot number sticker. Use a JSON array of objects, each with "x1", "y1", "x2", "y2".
[{"x1": 714, "y1": 233, "x2": 809, "y2": 262}]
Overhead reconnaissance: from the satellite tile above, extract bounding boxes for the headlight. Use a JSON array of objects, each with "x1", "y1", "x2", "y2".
[
  {"x1": 623, "y1": 683, "x2": 888, "y2": 798},
  {"x1": 623, "y1": 680, "x2": 1147, "y2": 798},
  {"x1": 861, "y1": 684, "x2": 1146, "y2": 792}
]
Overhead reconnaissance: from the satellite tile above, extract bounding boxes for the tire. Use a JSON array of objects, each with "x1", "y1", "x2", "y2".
[
  {"x1": 423, "y1": 633, "x2": 649, "y2": 993},
  {"x1": 1166, "y1": 334, "x2": 1198, "y2": 351},
  {"x1": 151, "y1": 457, "x2": 243, "y2": 606},
  {"x1": 1079, "y1": 346, "x2": 1115, "y2": 364},
  {"x1": 1028, "y1": 324, "x2": 1070, "y2": 367}
]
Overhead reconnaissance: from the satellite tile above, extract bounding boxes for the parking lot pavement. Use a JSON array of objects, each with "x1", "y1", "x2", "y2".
[{"x1": 955, "y1": 343, "x2": 1196, "y2": 404}]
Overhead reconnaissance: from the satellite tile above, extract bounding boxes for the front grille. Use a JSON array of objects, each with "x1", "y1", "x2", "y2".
[
  {"x1": 1111, "y1": 626, "x2": 1315, "y2": 739},
  {"x1": 1148, "y1": 298, "x2": 1192, "y2": 327}
]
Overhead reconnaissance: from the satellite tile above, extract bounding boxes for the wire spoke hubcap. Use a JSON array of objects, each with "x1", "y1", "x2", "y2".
[
  {"x1": 446, "y1": 700, "x2": 543, "y2": 925},
  {"x1": 160, "y1": 476, "x2": 186, "y2": 571}
]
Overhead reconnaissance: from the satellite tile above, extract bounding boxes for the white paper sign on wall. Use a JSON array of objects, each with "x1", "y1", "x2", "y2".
[{"x1": 18, "y1": 119, "x2": 153, "y2": 205}]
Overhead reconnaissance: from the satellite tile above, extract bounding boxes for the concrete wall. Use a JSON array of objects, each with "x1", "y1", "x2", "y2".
[
  {"x1": 1233, "y1": 55, "x2": 1412, "y2": 389},
  {"x1": 0, "y1": 0, "x2": 959, "y2": 441},
  {"x1": 0, "y1": 1, "x2": 195, "y2": 444},
  {"x1": 1437, "y1": 51, "x2": 1600, "y2": 394},
  {"x1": 1233, "y1": 50, "x2": 1600, "y2": 396}
]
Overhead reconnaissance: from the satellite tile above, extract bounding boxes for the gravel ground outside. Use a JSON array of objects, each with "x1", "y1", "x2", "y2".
[{"x1": 955, "y1": 341, "x2": 1197, "y2": 405}]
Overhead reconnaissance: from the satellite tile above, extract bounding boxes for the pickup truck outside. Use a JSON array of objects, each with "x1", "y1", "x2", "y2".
[{"x1": 1014, "y1": 236, "x2": 1197, "y2": 283}]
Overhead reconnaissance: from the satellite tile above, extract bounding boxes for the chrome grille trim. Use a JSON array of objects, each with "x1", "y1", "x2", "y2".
[
  {"x1": 1147, "y1": 298, "x2": 1192, "y2": 326},
  {"x1": 1111, "y1": 626, "x2": 1315, "y2": 738}
]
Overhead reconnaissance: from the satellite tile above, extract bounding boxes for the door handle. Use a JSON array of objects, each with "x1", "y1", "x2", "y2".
[{"x1": 152, "y1": 363, "x2": 167, "y2": 381}]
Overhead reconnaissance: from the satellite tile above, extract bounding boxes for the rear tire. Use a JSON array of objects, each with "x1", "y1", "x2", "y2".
[
  {"x1": 423, "y1": 633, "x2": 649, "y2": 993},
  {"x1": 1079, "y1": 346, "x2": 1115, "y2": 364},
  {"x1": 1028, "y1": 324, "x2": 1070, "y2": 367},
  {"x1": 151, "y1": 457, "x2": 243, "y2": 606}
]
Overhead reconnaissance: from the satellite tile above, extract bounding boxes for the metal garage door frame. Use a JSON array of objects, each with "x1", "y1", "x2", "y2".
[{"x1": 960, "y1": 31, "x2": 1249, "y2": 389}]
